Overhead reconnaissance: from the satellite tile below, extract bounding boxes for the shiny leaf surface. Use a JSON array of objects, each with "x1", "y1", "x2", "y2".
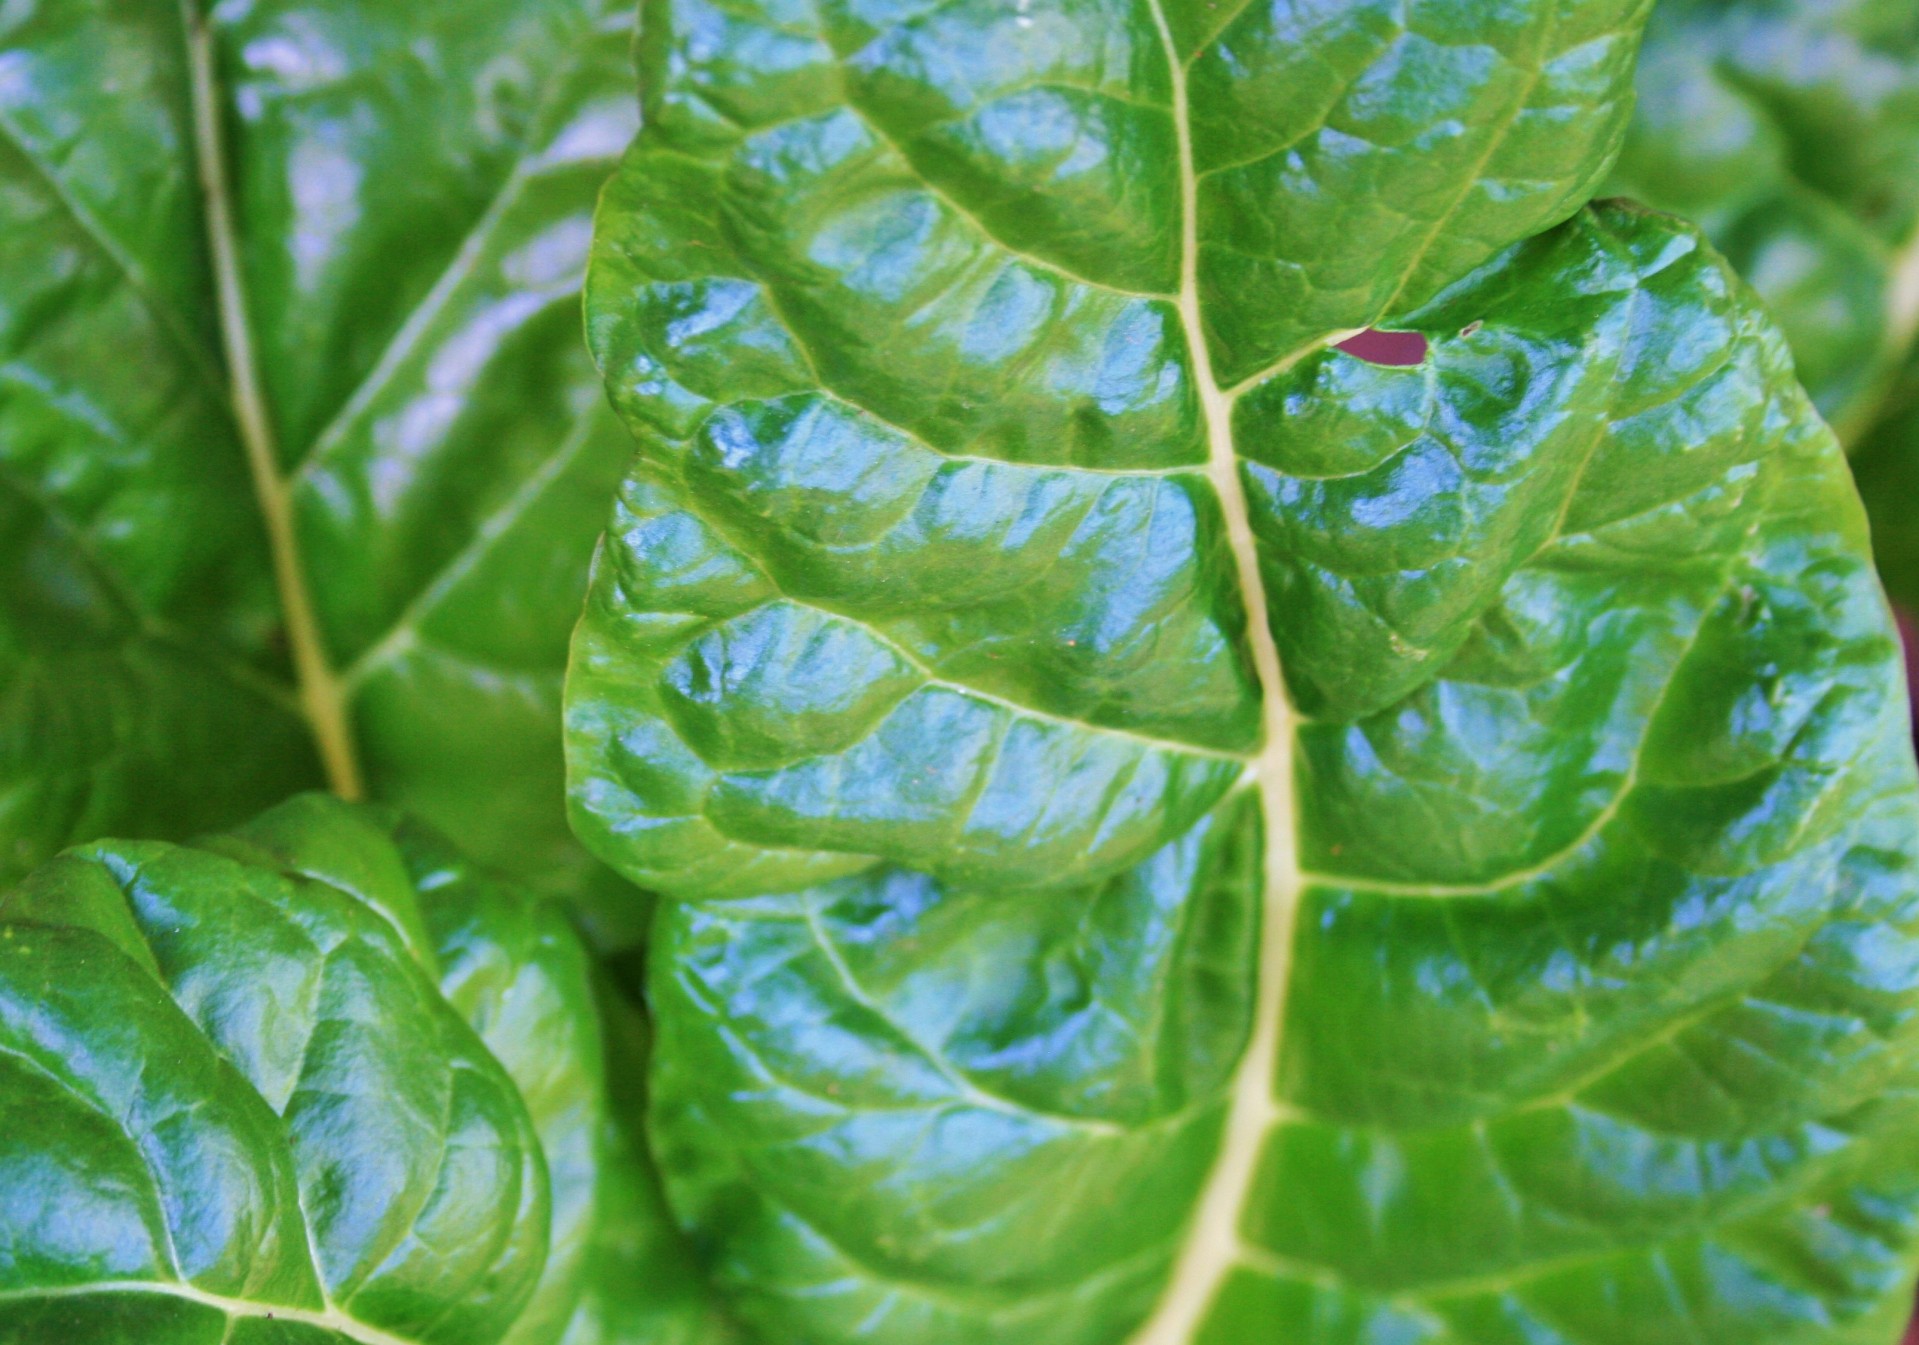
[
  {"x1": 569, "y1": 1, "x2": 1919, "y2": 1341},
  {"x1": 0, "y1": 0, "x2": 636, "y2": 908},
  {"x1": 0, "y1": 793, "x2": 731, "y2": 1344},
  {"x1": 1607, "y1": 0, "x2": 1919, "y2": 442}
]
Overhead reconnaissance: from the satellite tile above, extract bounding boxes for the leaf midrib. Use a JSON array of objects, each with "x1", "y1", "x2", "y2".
[
  {"x1": 173, "y1": 4, "x2": 620, "y2": 795},
  {"x1": 1122, "y1": 6, "x2": 1617, "y2": 1330},
  {"x1": 1122, "y1": 4, "x2": 1307, "y2": 1341},
  {"x1": 180, "y1": 0, "x2": 364, "y2": 800}
]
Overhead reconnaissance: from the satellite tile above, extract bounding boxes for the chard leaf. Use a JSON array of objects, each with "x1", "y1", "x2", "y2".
[
  {"x1": 568, "y1": 1, "x2": 1919, "y2": 1341},
  {"x1": 0, "y1": 794, "x2": 733, "y2": 1345},
  {"x1": 0, "y1": 0, "x2": 636, "y2": 908}
]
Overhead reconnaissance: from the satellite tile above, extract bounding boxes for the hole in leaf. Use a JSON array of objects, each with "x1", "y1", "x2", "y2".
[{"x1": 1335, "y1": 328, "x2": 1429, "y2": 366}]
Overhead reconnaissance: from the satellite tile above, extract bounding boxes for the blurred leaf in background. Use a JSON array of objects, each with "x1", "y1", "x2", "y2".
[
  {"x1": 1609, "y1": 0, "x2": 1919, "y2": 443},
  {"x1": 1855, "y1": 355, "x2": 1919, "y2": 618},
  {"x1": 0, "y1": 0, "x2": 645, "y2": 936}
]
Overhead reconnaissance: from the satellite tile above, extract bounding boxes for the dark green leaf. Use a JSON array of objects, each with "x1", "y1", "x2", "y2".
[
  {"x1": 0, "y1": 794, "x2": 732, "y2": 1344},
  {"x1": 0, "y1": 0, "x2": 637, "y2": 913},
  {"x1": 1853, "y1": 353, "x2": 1919, "y2": 612},
  {"x1": 569, "y1": 1, "x2": 1919, "y2": 1341},
  {"x1": 559, "y1": 974, "x2": 744, "y2": 1345}
]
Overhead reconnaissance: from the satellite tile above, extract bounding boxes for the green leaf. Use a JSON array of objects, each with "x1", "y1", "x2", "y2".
[
  {"x1": 642, "y1": 797, "x2": 1260, "y2": 1342},
  {"x1": 559, "y1": 973, "x2": 745, "y2": 1345},
  {"x1": 0, "y1": 0, "x2": 637, "y2": 910},
  {"x1": 0, "y1": 793, "x2": 734, "y2": 1345},
  {"x1": 1607, "y1": 0, "x2": 1919, "y2": 443},
  {"x1": 568, "y1": 1, "x2": 1919, "y2": 1341},
  {"x1": 1853, "y1": 353, "x2": 1919, "y2": 612}
]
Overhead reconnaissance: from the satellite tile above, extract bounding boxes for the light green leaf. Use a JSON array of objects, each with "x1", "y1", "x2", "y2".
[
  {"x1": 0, "y1": 0, "x2": 637, "y2": 914},
  {"x1": 568, "y1": 1, "x2": 1919, "y2": 1341}
]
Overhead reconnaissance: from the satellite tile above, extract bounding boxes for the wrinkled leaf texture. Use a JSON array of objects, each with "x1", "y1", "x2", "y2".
[
  {"x1": 0, "y1": 793, "x2": 735, "y2": 1345},
  {"x1": 0, "y1": 0, "x2": 637, "y2": 922},
  {"x1": 566, "y1": 0, "x2": 1919, "y2": 1342}
]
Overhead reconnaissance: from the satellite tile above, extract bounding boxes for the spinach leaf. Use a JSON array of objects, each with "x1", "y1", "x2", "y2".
[
  {"x1": 568, "y1": 0, "x2": 1919, "y2": 1341},
  {"x1": 0, "y1": 793, "x2": 732, "y2": 1345},
  {"x1": 0, "y1": 0, "x2": 635, "y2": 910},
  {"x1": 1608, "y1": 0, "x2": 1919, "y2": 443}
]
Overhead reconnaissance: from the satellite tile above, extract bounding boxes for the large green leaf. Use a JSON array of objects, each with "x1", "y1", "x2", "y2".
[
  {"x1": 0, "y1": 0, "x2": 635, "y2": 911},
  {"x1": 1607, "y1": 0, "x2": 1919, "y2": 443},
  {"x1": 568, "y1": 0, "x2": 1919, "y2": 1341},
  {"x1": 0, "y1": 793, "x2": 733, "y2": 1345}
]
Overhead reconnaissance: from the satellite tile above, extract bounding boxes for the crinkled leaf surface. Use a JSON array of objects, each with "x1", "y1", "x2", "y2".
[
  {"x1": 0, "y1": 0, "x2": 636, "y2": 911},
  {"x1": 0, "y1": 793, "x2": 732, "y2": 1345},
  {"x1": 1607, "y1": 0, "x2": 1919, "y2": 442},
  {"x1": 567, "y1": 0, "x2": 1919, "y2": 1341}
]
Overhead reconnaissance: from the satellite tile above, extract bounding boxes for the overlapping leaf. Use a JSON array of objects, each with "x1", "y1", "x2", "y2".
[
  {"x1": 0, "y1": 0, "x2": 637, "y2": 916},
  {"x1": 644, "y1": 797, "x2": 1259, "y2": 1342},
  {"x1": 568, "y1": 0, "x2": 1919, "y2": 1341},
  {"x1": 0, "y1": 794, "x2": 734, "y2": 1345}
]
